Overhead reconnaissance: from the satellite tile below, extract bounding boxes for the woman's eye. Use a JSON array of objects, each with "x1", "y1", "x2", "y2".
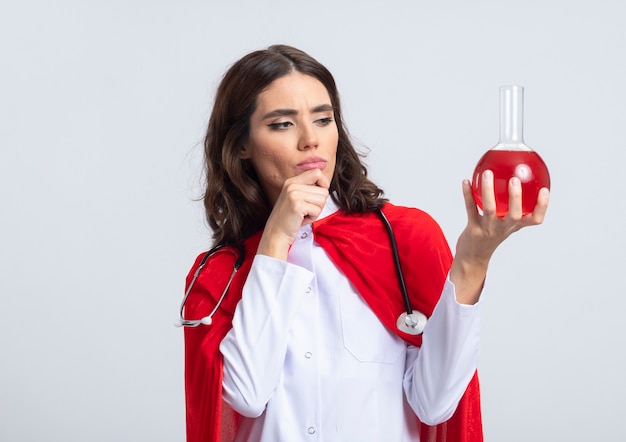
[
  {"x1": 268, "y1": 121, "x2": 293, "y2": 130},
  {"x1": 316, "y1": 117, "x2": 334, "y2": 126}
]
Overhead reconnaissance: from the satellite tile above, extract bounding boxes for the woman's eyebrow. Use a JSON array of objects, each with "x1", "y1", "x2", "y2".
[
  {"x1": 312, "y1": 104, "x2": 334, "y2": 113},
  {"x1": 261, "y1": 108, "x2": 298, "y2": 119},
  {"x1": 261, "y1": 103, "x2": 334, "y2": 120}
]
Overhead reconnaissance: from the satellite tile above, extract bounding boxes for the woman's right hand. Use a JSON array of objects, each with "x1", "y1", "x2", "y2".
[
  {"x1": 450, "y1": 171, "x2": 550, "y2": 304},
  {"x1": 256, "y1": 169, "x2": 330, "y2": 261}
]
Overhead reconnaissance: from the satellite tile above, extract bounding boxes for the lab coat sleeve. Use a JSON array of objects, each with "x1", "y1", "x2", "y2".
[
  {"x1": 403, "y1": 277, "x2": 482, "y2": 426},
  {"x1": 220, "y1": 254, "x2": 314, "y2": 418}
]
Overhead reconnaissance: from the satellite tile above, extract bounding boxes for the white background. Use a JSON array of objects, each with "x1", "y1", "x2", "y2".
[{"x1": 1, "y1": 1, "x2": 625, "y2": 440}]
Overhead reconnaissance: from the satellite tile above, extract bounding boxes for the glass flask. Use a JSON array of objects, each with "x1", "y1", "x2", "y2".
[{"x1": 471, "y1": 85, "x2": 550, "y2": 216}]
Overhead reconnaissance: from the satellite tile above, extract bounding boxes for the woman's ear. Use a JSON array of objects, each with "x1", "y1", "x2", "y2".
[{"x1": 239, "y1": 145, "x2": 251, "y2": 160}]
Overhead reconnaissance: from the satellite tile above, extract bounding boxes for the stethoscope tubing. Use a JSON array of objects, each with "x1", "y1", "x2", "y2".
[
  {"x1": 175, "y1": 244, "x2": 245, "y2": 327},
  {"x1": 375, "y1": 209, "x2": 413, "y2": 316},
  {"x1": 177, "y1": 210, "x2": 427, "y2": 335}
]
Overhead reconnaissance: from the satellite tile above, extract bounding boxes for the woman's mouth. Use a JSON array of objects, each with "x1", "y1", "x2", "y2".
[{"x1": 297, "y1": 158, "x2": 327, "y2": 171}]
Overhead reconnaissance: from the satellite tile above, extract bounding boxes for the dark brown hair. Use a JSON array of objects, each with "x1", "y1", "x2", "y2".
[{"x1": 203, "y1": 45, "x2": 386, "y2": 247}]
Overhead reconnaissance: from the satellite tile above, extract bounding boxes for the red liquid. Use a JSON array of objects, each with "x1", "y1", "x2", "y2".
[{"x1": 472, "y1": 149, "x2": 550, "y2": 217}]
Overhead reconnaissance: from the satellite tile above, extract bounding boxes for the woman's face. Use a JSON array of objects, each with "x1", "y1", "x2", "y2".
[{"x1": 241, "y1": 71, "x2": 339, "y2": 206}]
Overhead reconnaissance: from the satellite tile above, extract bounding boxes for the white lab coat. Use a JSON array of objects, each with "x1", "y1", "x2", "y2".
[{"x1": 220, "y1": 200, "x2": 481, "y2": 441}]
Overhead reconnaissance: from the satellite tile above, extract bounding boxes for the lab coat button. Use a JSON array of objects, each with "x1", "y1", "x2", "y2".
[
  {"x1": 305, "y1": 352, "x2": 312, "y2": 359},
  {"x1": 306, "y1": 287, "x2": 312, "y2": 294},
  {"x1": 307, "y1": 426, "x2": 315, "y2": 434}
]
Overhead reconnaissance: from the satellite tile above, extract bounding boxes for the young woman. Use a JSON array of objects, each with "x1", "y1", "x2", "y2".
[{"x1": 181, "y1": 45, "x2": 549, "y2": 442}]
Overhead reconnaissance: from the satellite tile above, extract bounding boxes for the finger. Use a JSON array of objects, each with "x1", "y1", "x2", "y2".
[
  {"x1": 300, "y1": 186, "x2": 330, "y2": 211},
  {"x1": 523, "y1": 187, "x2": 550, "y2": 226},
  {"x1": 313, "y1": 170, "x2": 331, "y2": 189},
  {"x1": 480, "y1": 170, "x2": 497, "y2": 217},
  {"x1": 507, "y1": 177, "x2": 523, "y2": 220},
  {"x1": 291, "y1": 168, "x2": 331, "y2": 189},
  {"x1": 462, "y1": 179, "x2": 479, "y2": 223},
  {"x1": 291, "y1": 182, "x2": 330, "y2": 203},
  {"x1": 279, "y1": 181, "x2": 329, "y2": 216},
  {"x1": 301, "y1": 200, "x2": 327, "y2": 224}
]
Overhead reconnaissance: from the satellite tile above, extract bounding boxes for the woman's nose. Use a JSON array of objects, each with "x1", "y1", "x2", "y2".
[{"x1": 298, "y1": 124, "x2": 318, "y2": 151}]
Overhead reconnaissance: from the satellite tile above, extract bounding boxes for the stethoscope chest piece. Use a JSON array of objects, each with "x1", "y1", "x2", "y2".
[{"x1": 396, "y1": 310, "x2": 427, "y2": 335}]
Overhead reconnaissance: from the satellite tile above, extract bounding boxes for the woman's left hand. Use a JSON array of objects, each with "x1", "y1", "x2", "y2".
[{"x1": 450, "y1": 170, "x2": 550, "y2": 304}]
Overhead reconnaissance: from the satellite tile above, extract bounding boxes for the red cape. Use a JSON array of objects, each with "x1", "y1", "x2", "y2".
[{"x1": 184, "y1": 203, "x2": 483, "y2": 441}]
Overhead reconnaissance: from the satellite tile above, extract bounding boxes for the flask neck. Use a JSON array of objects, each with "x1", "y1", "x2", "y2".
[{"x1": 499, "y1": 85, "x2": 524, "y2": 146}]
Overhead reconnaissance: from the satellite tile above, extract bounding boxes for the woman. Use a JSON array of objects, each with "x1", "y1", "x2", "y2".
[{"x1": 182, "y1": 45, "x2": 549, "y2": 442}]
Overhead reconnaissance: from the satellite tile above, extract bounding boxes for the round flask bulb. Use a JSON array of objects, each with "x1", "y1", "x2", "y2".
[
  {"x1": 471, "y1": 86, "x2": 551, "y2": 216},
  {"x1": 472, "y1": 148, "x2": 550, "y2": 216}
]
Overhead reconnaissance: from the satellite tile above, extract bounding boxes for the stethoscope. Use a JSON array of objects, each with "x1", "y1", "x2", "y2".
[
  {"x1": 175, "y1": 209, "x2": 427, "y2": 335},
  {"x1": 175, "y1": 244, "x2": 245, "y2": 327}
]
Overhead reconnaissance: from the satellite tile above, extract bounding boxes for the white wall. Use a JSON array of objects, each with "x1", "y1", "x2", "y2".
[{"x1": 1, "y1": 1, "x2": 624, "y2": 440}]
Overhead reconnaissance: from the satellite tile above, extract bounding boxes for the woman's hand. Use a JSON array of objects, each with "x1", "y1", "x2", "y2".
[
  {"x1": 450, "y1": 170, "x2": 550, "y2": 304},
  {"x1": 256, "y1": 169, "x2": 330, "y2": 261}
]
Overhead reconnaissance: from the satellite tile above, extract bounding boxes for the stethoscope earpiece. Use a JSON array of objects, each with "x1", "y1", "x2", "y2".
[{"x1": 174, "y1": 315, "x2": 213, "y2": 328}]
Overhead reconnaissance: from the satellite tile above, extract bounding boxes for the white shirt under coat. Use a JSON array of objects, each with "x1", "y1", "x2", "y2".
[{"x1": 220, "y1": 199, "x2": 482, "y2": 441}]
